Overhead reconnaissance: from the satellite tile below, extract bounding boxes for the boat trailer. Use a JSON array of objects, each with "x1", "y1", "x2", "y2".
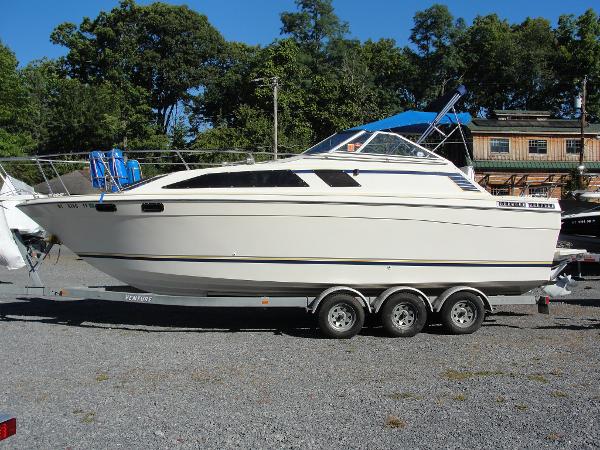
[{"x1": 0, "y1": 231, "x2": 565, "y2": 339}]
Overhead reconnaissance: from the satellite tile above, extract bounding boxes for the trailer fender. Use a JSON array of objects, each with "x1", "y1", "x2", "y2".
[
  {"x1": 434, "y1": 286, "x2": 493, "y2": 313},
  {"x1": 372, "y1": 286, "x2": 433, "y2": 314},
  {"x1": 309, "y1": 286, "x2": 371, "y2": 313}
]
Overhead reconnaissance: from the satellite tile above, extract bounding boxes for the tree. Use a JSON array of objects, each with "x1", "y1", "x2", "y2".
[
  {"x1": 0, "y1": 42, "x2": 36, "y2": 156},
  {"x1": 511, "y1": 18, "x2": 557, "y2": 110},
  {"x1": 21, "y1": 58, "x2": 164, "y2": 153},
  {"x1": 280, "y1": 0, "x2": 349, "y2": 52},
  {"x1": 459, "y1": 14, "x2": 519, "y2": 115},
  {"x1": 554, "y1": 9, "x2": 600, "y2": 119},
  {"x1": 51, "y1": 0, "x2": 226, "y2": 133},
  {"x1": 408, "y1": 4, "x2": 466, "y2": 104}
]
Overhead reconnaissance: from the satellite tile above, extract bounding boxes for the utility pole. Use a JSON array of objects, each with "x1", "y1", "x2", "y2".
[
  {"x1": 579, "y1": 76, "x2": 588, "y2": 188},
  {"x1": 273, "y1": 76, "x2": 278, "y2": 160},
  {"x1": 252, "y1": 76, "x2": 279, "y2": 160}
]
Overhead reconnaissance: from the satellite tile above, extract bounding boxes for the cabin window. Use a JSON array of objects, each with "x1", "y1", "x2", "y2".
[
  {"x1": 528, "y1": 139, "x2": 547, "y2": 154},
  {"x1": 314, "y1": 170, "x2": 361, "y2": 187},
  {"x1": 490, "y1": 138, "x2": 510, "y2": 154},
  {"x1": 566, "y1": 139, "x2": 581, "y2": 154},
  {"x1": 163, "y1": 170, "x2": 309, "y2": 189}
]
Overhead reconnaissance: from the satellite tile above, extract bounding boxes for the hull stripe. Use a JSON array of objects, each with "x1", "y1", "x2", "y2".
[
  {"x1": 78, "y1": 253, "x2": 552, "y2": 268},
  {"x1": 20, "y1": 198, "x2": 560, "y2": 213}
]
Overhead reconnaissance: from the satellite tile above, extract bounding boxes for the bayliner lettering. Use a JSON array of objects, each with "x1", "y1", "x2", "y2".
[
  {"x1": 527, "y1": 202, "x2": 555, "y2": 209},
  {"x1": 497, "y1": 201, "x2": 526, "y2": 208}
]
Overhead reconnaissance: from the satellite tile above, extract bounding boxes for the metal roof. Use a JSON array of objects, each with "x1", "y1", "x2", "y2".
[
  {"x1": 473, "y1": 160, "x2": 600, "y2": 171},
  {"x1": 493, "y1": 110, "x2": 551, "y2": 116},
  {"x1": 467, "y1": 119, "x2": 600, "y2": 134}
]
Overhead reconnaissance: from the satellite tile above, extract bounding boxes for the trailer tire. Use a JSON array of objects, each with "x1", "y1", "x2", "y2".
[
  {"x1": 318, "y1": 294, "x2": 365, "y2": 339},
  {"x1": 440, "y1": 291, "x2": 485, "y2": 335},
  {"x1": 380, "y1": 293, "x2": 427, "y2": 337}
]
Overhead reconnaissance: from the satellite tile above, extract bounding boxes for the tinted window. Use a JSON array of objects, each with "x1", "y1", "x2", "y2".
[
  {"x1": 164, "y1": 170, "x2": 309, "y2": 189},
  {"x1": 315, "y1": 170, "x2": 361, "y2": 187}
]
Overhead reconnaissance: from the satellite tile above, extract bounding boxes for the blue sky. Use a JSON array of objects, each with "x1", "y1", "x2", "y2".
[{"x1": 1, "y1": 0, "x2": 596, "y2": 66}]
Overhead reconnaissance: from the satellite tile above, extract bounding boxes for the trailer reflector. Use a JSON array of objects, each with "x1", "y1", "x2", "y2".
[{"x1": 0, "y1": 416, "x2": 16, "y2": 441}]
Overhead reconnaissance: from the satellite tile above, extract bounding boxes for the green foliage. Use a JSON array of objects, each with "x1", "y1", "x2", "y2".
[
  {"x1": 281, "y1": 0, "x2": 349, "y2": 51},
  {"x1": 554, "y1": 9, "x2": 600, "y2": 119},
  {"x1": 51, "y1": 0, "x2": 226, "y2": 133},
  {"x1": 1, "y1": 1, "x2": 600, "y2": 163},
  {"x1": 0, "y1": 42, "x2": 36, "y2": 156},
  {"x1": 408, "y1": 4, "x2": 466, "y2": 103}
]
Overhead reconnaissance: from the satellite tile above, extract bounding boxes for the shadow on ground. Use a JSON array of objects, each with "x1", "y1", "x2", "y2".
[
  {"x1": 0, "y1": 297, "x2": 323, "y2": 338},
  {"x1": 0, "y1": 297, "x2": 520, "y2": 338}
]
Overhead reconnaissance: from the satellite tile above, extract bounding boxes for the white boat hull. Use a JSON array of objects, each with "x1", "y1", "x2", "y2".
[{"x1": 19, "y1": 194, "x2": 560, "y2": 296}]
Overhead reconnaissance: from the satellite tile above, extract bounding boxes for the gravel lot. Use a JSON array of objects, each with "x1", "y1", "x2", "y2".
[{"x1": 1, "y1": 248, "x2": 599, "y2": 449}]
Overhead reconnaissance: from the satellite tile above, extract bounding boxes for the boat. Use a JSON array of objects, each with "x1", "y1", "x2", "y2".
[
  {"x1": 17, "y1": 130, "x2": 562, "y2": 297},
  {"x1": 0, "y1": 173, "x2": 45, "y2": 270},
  {"x1": 561, "y1": 206, "x2": 600, "y2": 238}
]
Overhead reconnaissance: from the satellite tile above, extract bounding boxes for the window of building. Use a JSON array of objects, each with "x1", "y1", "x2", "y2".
[
  {"x1": 163, "y1": 170, "x2": 309, "y2": 189},
  {"x1": 490, "y1": 138, "x2": 510, "y2": 153},
  {"x1": 490, "y1": 186, "x2": 510, "y2": 196},
  {"x1": 528, "y1": 186, "x2": 550, "y2": 197},
  {"x1": 566, "y1": 139, "x2": 582, "y2": 155},
  {"x1": 528, "y1": 139, "x2": 547, "y2": 154}
]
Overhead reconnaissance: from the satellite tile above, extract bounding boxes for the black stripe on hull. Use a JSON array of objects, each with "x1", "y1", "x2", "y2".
[
  {"x1": 19, "y1": 198, "x2": 560, "y2": 213},
  {"x1": 79, "y1": 254, "x2": 552, "y2": 268}
]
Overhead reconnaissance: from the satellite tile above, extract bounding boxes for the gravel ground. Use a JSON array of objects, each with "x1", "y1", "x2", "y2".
[{"x1": 1, "y1": 248, "x2": 599, "y2": 449}]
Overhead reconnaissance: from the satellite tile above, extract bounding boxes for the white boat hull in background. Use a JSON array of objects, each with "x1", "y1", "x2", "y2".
[{"x1": 0, "y1": 175, "x2": 44, "y2": 270}]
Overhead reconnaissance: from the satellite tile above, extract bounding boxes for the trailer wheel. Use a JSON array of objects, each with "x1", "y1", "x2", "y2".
[
  {"x1": 380, "y1": 293, "x2": 427, "y2": 337},
  {"x1": 318, "y1": 293, "x2": 365, "y2": 339},
  {"x1": 440, "y1": 292, "x2": 485, "y2": 335}
]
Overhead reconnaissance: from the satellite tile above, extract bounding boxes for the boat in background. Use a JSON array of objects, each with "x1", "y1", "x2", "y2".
[
  {"x1": 17, "y1": 129, "x2": 562, "y2": 297},
  {"x1": 0, "y1": 173, "x2": 45, "y2": 270}
]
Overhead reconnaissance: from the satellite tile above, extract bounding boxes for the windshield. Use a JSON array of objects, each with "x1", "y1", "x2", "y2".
[
  {"x1": 336, "y1": 131, "x2": 436, "y2": 158},
  {"x1": 303, "y1": 130, "x2": 436, "y2": 158},
  {"x1": 304, "y1": 131, "x2": 360, "y2": 154}
]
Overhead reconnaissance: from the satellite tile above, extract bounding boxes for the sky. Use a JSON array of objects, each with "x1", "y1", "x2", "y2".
[{"x1": 1, "y1": 0, "x2": 597, "y2": 66}]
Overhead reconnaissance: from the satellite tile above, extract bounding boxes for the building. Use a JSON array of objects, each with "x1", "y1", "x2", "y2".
[{"x1": 466, "y1": 110, "x2": 600, "y2": 198}]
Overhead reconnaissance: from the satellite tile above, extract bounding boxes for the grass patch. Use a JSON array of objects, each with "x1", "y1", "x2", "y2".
[
  {"x1": 551, "y1": 391, "x2": 568, "y2": 398},
  {"x1": 452, "y1": 394, "x2": 467, "y2": 401},
  {"x1": 95, "y1": 373, "x2": 109, "y2": 382},
  {"x1": 191, "y1": 371, "x2": 223, "y2": 384},
  {"x1": 527, "y1": 374, "x2": 548, "y2": 383},
  {"x1": 443, "y1": 370, "x2": 505, "y2": 381},
  {"x1": 81, "y1": 412, "x2": 95, "y2": 424},
  {"x1": 386, "y1": 392, "x2": 422, "y2": 401},
  {"x1": 385, "y1": 415, "x2": 406, "y2": 429},
  {"x1": 546, "y1": 432, "x2": 562, "y2": 441}
]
